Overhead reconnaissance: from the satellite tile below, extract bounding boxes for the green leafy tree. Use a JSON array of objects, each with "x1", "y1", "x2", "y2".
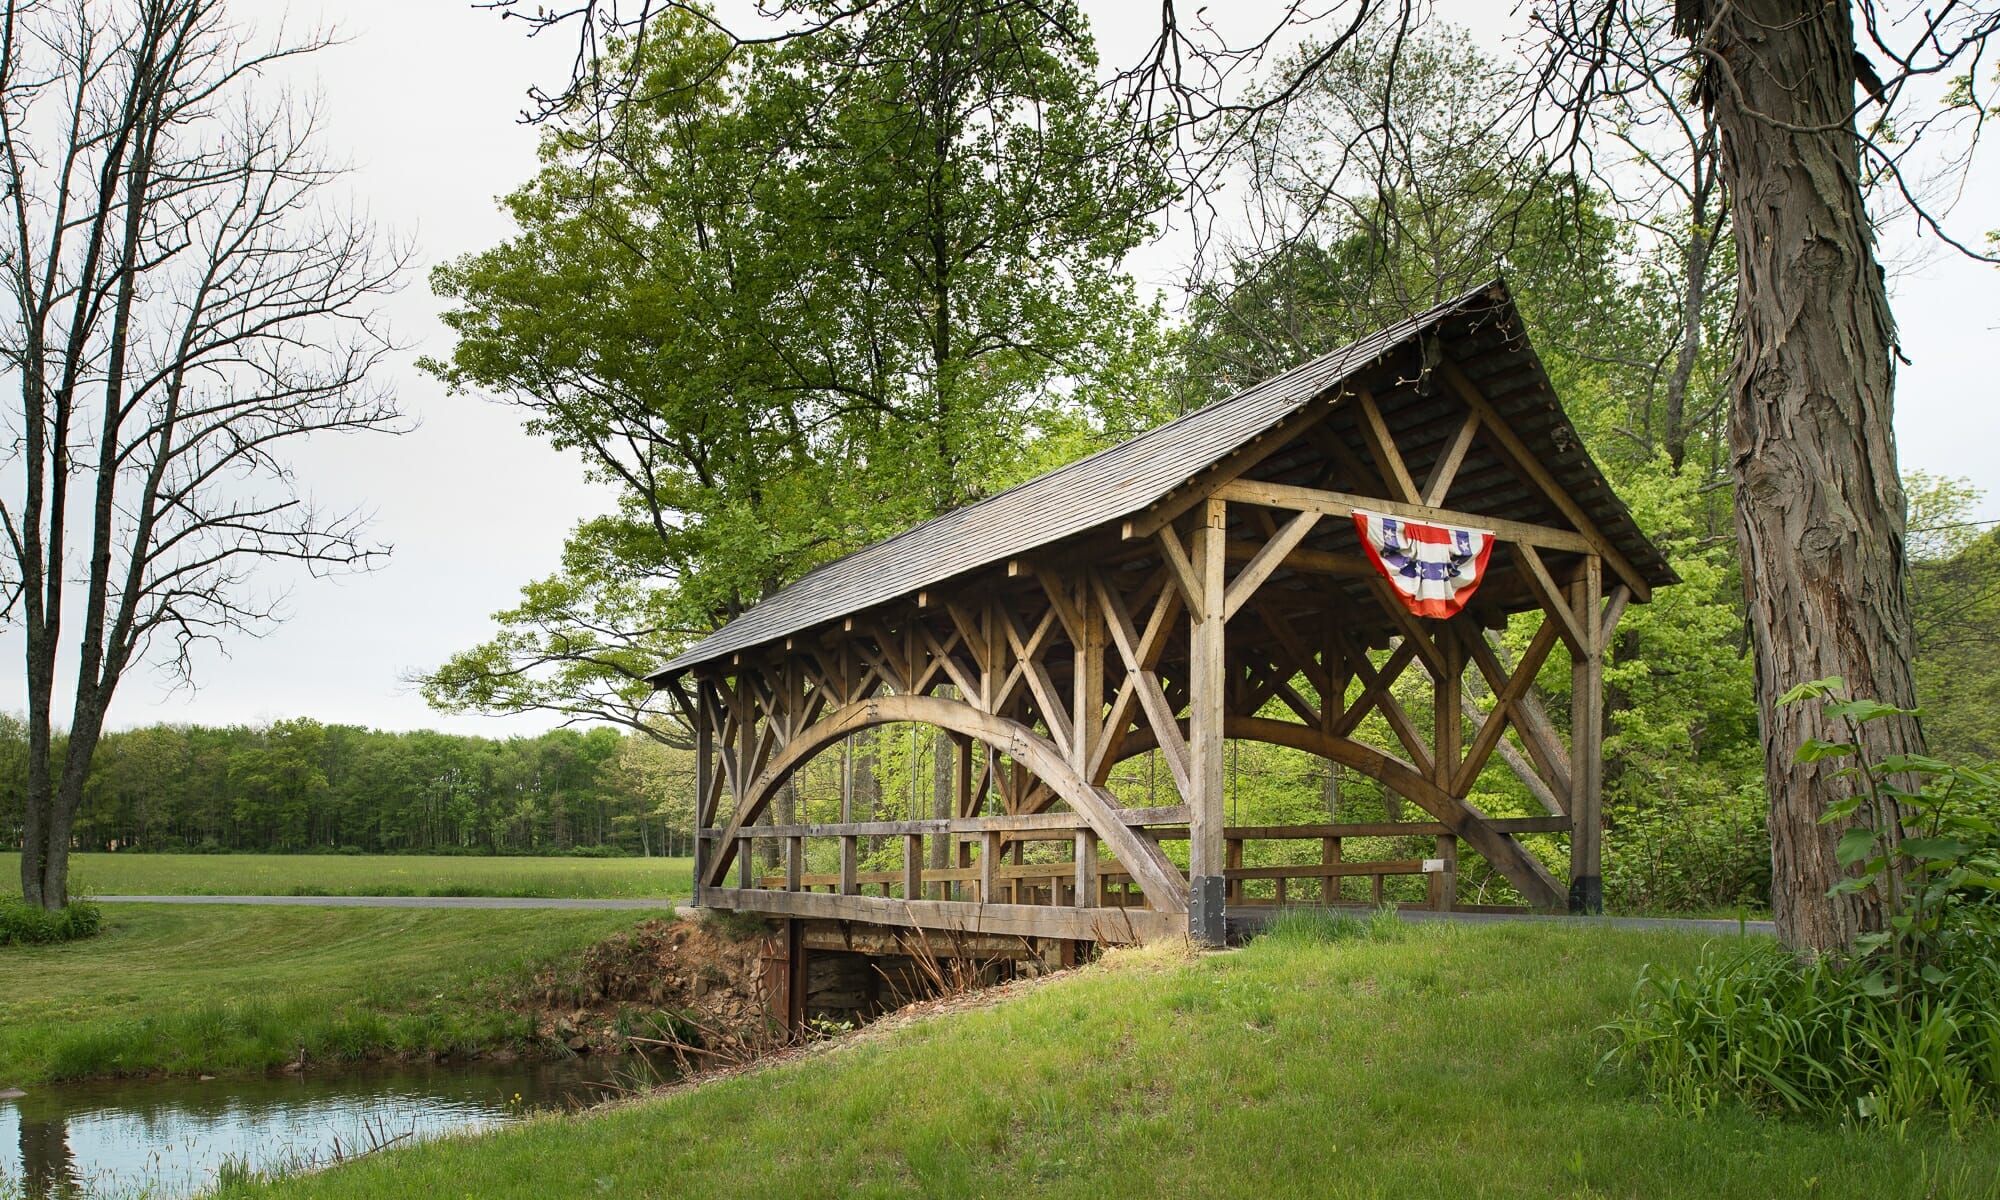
[
  {"x1": 1182, "y1": 24, "x2": 1764, "y2": 911},
  {"x1": 1906, "y1": 474, "x2": 2000, "y2": 763},
  {"x1": 419, "y1": 1, "x2": 1169, "y2": 731}
]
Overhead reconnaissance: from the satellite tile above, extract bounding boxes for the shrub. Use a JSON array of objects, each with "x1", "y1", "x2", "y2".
[
  {"x1": 0, "y1": 898, "x2": 105, "y2": 946},
  {"x1": 1608, "y1": 678, "x2": 2000, "y2": 1132},
  {"x1": 1609, "y1": 920, "x2": 2000, "y2": 1131}
]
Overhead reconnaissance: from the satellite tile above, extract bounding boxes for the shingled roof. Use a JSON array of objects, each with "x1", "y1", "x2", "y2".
[{"x1": 652, "y1": 278, "x2": 1675, "y2": 682}]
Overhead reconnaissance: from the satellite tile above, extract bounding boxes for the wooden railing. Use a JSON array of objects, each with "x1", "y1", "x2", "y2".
[
  {"x1": 704, "y1": 810, "x2": 1570, "y2": 921},
  {"x1": 1206, "y1": 816, "x2": 1568, "y2": 910},
  {"x1": 703, "y1": 806, "x2": 1185, "y2": 924}
]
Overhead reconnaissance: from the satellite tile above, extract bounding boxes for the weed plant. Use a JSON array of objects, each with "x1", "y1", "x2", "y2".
[
  {"x1": 1609, "y1": 678, "x2": 2000, "y2": 1132},
  {"x1": 0, "y1": 898, "x2": 101, "y2": 945}
]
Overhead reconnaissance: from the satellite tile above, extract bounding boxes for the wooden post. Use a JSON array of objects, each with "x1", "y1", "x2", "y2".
[
  {"x1": 946, "y1": 734, "x2": 973, "y2": 899},
  {"x1": 1434, "y1": 627, "x2": 1464, "y2": 794},
  {"x1": 786, "y1": 835, "x2": 803, "y2": 892},
  {"x1": 1569, "y1": 556, "x2": 1605, "y2": 914},
  {"x1": 1075, "y1": 829, "x2": 1098, "y2": 909},
  {"x1": 785, "y1": 918, "x2": 808, "y2": 1037},
  {"x1": 1323, "y1": 836, "x2": 1340, "y2": 903},
  {"x1": 903, "y1": 833, "x2": 922, "y2": 900},
  {"x1": 980, "y1": 830, "x2": 1000, "y2": 904},
  {"x1": 1430, "y1": 835, "x2": 1458, "y2": 911},
  {"x1": 1188, "y1": 497, "x2": 1229, "y2": 945},
  {"x1": 1073, "y1": 577, "x2": 1105, "y2": 776},
  {"x1": 693, "y1": 683, "x2": 713, "y2": 906},
  {"x1": 840, "y1": 835, "x2": 859, "y2": 896},
  {"x1": 737, "y1": 835, "x2": 753, "y2": 890},
  {"x1": 1225, "y1": 836, "x2": 1243, "y2": 902}
]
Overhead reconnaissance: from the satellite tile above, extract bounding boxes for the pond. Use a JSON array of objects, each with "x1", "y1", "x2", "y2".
[{"x1": 0, "y1": 1055, "x2": 649, "y2": 1199}]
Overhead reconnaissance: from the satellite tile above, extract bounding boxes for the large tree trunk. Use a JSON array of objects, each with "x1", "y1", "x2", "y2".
[{"x1": 1705, "y1": 0, "x2": 1924, "y2": 953}]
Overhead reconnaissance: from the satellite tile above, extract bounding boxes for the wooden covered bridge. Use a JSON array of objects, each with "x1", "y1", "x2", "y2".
[{"x1": 651, "y1": 279, "x2": 1677, "y2": 961}]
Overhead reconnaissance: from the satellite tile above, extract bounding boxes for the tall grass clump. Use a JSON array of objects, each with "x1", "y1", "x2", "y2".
[
  {"x1": 0, "y1": 898, "x2": 102, "y2": 945},
  {"x1": 1260, "y1": 903, "x2": 1404, "y2": 946},
  {"x1": 1609, "y1": 678, "x2": 2000, "y2": 1133}
]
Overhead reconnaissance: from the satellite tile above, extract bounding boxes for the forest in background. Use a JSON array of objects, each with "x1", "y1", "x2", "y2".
[{"x1": 0, "y1": 719, "x2": 694, "y2": 858}]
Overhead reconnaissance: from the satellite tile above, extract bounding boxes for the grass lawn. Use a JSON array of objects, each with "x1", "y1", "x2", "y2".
[
  {"x1": 219, "y1": 916, "x2": 2000, "y2": 1200},
  {"x1": 0, "y1": 903, "x2": 667, "y2": 1085},
  {"x1": 6, "y1": 851, "x2": 694, "y2": 900}
]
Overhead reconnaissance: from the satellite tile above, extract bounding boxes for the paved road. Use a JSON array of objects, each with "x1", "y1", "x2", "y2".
[
  {"x1": 95, "y1": 894, "x2": 1771, "y2": 934},
  {"x1": 97, "y1": 894, "x2": 690, "y2": 911},
  {"x1": 1392, "y1": 908, "x2": 1775, "y2": 936}
]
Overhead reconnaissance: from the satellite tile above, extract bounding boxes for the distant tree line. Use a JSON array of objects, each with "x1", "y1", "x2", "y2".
[{"x1": 0, "y1": 719, "x2": 698, "y2": 857}]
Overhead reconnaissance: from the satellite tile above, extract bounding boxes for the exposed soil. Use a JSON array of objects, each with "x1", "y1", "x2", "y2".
[{"x1": 513, "y1": 914, "x2": 785, "y2": 1060}]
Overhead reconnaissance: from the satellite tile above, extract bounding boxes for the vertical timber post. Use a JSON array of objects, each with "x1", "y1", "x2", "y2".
[
  {"x1": 783, "y1": 918, "x2": 807, "y2": 1038},
  {"x1": 1433, "y1": 628, "x2": 1464, "y2": 914},
  {"x1": 1074, "y1": 829, "x2": 1098, "y2": 909},
  {"x1": 1188, "y1": 497, "x2": 1229, "y2": 946},
  {"x1": 1569, "y1": 556, "x2": 1605, "y2": 914},
  {"x1": 693, "y1": 680, "x2": 713, "y2": 907},
  {"x1": 953, "y1": 735, "x2": 974, "y2": 899}
]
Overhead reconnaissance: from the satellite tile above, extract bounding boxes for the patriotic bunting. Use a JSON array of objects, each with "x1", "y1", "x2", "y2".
[{"x1": 1352, "y1": 509, "x2": 1495, "y2": 619}]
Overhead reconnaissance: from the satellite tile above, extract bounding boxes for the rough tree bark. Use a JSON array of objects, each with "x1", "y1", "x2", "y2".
[{"x1": 1701, "y1": 0, "x2": 1924, "y2": 953}]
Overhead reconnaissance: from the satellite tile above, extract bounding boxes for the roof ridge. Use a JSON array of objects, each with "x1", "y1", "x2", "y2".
[{"x1": 654, "y1": 277, "x2": 1516, "y2": 679}]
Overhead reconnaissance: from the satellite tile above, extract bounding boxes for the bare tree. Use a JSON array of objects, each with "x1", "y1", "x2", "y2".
[{"x1": 0, "y1": 0, "x2": 407, "y2": 910}]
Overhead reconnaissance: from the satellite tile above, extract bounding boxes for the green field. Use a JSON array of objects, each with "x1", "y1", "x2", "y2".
[
  {"x1": 7, "y1": 851, "x2": 693, "y2": 900},
  {"x1": 0, "y1": 903, "x2": 666, "y2": 1085},
  {"x1": 214, "y1": 916, "x2": 2000, "y2": 1200}
]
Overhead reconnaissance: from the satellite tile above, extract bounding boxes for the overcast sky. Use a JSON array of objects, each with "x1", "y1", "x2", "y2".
[{"x1": 4, "y1": 0, "x2": 1994, "y2": 737}]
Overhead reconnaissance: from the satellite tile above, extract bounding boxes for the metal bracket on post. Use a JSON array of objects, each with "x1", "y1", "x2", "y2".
[
  {"x1": 1189, "y1": 875, "x2": 1227, "y2": 946},
  {"x1": 1568, "y1": 874, "x2": 1602, "y2": 914}
]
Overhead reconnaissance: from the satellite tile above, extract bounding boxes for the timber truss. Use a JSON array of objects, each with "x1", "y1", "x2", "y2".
[{"x1": 660, "y1": 287, "x2": 1669, "y2": 946}]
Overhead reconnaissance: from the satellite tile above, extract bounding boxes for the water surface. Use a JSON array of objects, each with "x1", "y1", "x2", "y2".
[{"x1": 0, "y1": 1056, "x2": 642, "y2": 1198}]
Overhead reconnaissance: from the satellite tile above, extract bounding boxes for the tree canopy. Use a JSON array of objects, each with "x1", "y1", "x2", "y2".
[{"x1": 420, "y1": 1, "x2": 1172, "y2": 735}]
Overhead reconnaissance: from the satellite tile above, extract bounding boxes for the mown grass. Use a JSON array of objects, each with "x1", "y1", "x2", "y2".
[
  {"x1": 216, "y1": 915, "x2": 2000, "y2": 1200},
  {"x1": 5, "y1": 851, "x2": 693, "y2": 900},
  {"x1": 0, "y1": 903, "x2": 668, "y2": 1085}
]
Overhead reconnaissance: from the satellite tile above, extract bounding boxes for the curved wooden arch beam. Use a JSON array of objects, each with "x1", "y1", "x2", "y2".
[
  {"x1": 701, "y1": 694, "x2": 1190, "y2": 913},
  {"x1": 1113, "y1": 716, "x2": 1564, "y2": 910}
]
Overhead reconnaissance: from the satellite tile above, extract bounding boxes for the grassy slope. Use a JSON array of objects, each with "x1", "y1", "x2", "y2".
[
  {"x1": 223, "y1": 920, "x2": 2000, "y2": 1200},
  {"x1": 0, "y1": 904, "x2": 666, "y2": 1085},
  {"x1": 13, "y1": 852, "x2": 694, "y2": 899}
]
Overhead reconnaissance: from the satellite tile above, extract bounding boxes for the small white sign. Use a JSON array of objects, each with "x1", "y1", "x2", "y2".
[{"x1": 1421, "y1": 858, "x2": 1446, "y2": 873}]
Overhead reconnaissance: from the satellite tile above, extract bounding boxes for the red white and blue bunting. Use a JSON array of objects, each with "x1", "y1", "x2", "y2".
[{"x1": 1352, "y1": 509, "x2": 1495, "y2": 619}]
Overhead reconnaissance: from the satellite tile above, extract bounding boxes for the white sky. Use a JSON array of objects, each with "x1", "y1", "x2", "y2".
[{"x1": 4, "y1": 0, "x2": 1995, "y2": 736}]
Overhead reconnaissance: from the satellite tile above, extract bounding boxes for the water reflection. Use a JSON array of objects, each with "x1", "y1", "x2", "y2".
[{"x1": 0, "y1": 1056, "x2": 639, "y2": 1199}]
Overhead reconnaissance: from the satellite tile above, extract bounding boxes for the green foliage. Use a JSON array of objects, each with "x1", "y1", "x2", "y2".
[
  {"x1": 1610, "y1": 681, "x2": 2000, "y2": 1130},
  {"x1": 0, "y1": 897, "x2": 101, "y2": 945},
  {"x1": 1608, "y1": 935, "x2": 2000, "y2": 1132},
  {"x1": 1777, "y1": 677, "x2": 2000, "y2": 993},
  {"x1": 0, "y1": 717, "x2": 696, "y2": 859},
  {"x1": 1907, "y1": 473, "x2": 2000, "y2": 763},
  {"x1": 1175, "y1": 17, "x2": 1764, "y2": 914},
  {"x1": 420, "y1": 1, "x2": 1171, "y2": 729}
]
